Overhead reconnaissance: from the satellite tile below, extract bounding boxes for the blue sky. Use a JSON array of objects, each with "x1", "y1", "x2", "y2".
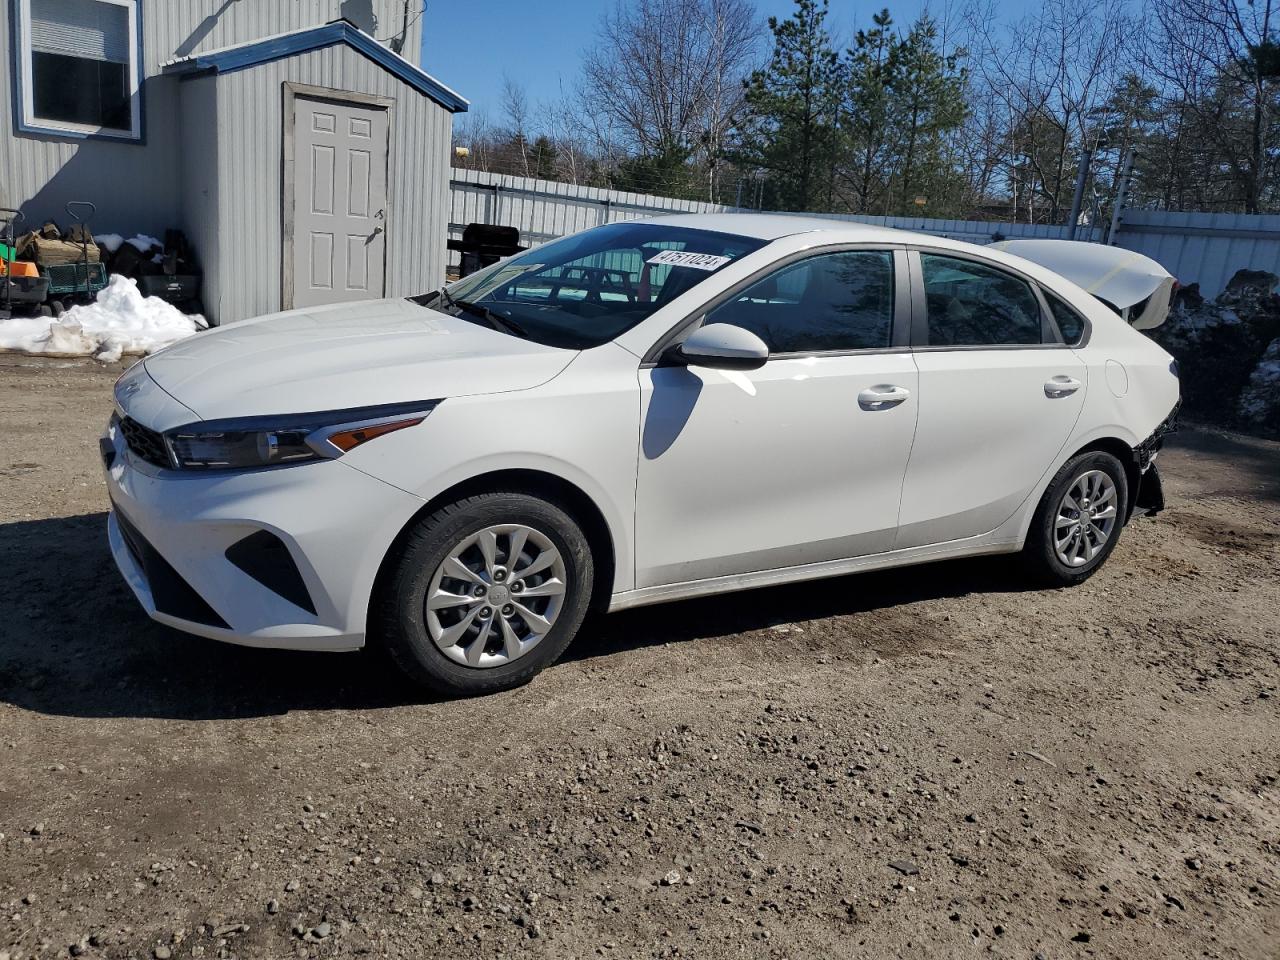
[{"x1": 419, "y1": 0, "x2": 1022, "y2": 121}]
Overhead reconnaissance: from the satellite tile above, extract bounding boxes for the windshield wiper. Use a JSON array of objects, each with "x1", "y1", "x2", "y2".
[
  {"x1": 451, "y1": 297, "x2": 529, "y2": 338},
  {"x1": 409, "y1": 289, "x2": 443, "y2": 307},
  {"x1": 412, "y1": 285, "x2": 529, "y2": 338}
]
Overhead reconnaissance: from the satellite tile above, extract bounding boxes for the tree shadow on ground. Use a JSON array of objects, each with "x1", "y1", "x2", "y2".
[
  {"x1": 1165, "y1": 424, "x2": 1280, "y2": 503},
  {"x1": 0, "y1": 512, "x2": 1042, "y2": 722}
]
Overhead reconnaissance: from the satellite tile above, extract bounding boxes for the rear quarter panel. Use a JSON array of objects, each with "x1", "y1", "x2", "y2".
[{"x1": 1067, "y1": 300, "x2": 1180, "y2": 452}]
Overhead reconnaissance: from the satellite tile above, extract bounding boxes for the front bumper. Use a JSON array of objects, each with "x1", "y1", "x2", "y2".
[{"x1": 103, "y1": 415, "x2": 425, "y2": 651}]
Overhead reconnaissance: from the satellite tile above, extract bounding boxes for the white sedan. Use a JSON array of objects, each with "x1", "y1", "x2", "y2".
[{"x1": 102, "y1": 215, "x2": 1181, "y2": 695}]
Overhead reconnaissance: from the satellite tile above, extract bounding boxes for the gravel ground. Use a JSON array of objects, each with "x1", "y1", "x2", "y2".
[{"x1": 0, "y1": 355, "x2": 1277, "y2": 960}]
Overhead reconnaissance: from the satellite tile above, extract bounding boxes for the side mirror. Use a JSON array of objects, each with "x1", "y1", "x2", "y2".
[{"x1": 674, "y1": 323, "x2": 769, "y2": 371}]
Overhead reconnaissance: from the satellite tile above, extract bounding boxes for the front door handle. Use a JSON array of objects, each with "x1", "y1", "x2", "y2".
[
  {"x1": 858, "y1": 384, "x2": 910, "y2": 410},
  {"x1": 1044, "y1": 375, "x2": 1082, "y2": 398}
]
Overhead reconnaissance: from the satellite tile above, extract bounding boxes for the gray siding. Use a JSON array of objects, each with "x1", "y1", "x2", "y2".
[
  {"x1": 177, "y1": 74, "x2": 221, "y2": 317},
  {"x1": 145, "y1": 1, "x2": 424, "y2": 71},
  {"x1": 207, "y1": 43, "x2": 451, "y2": 323},
  {"x1": 0, "y1": 1, "x2": 428, "y2": 232},
  {"x1": 0, "y1": 10, "x2": 180, "y2": 234}
]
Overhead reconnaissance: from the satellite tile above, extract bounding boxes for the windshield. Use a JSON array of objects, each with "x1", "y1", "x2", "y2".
[{"x1": 419, "y1": 222, "x2": 766, "y2": 349}]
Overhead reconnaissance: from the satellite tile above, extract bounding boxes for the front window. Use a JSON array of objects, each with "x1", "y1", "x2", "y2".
[
  {"x1": 16, "y1": 0, "x2": 141, "y2": 140},
  {"x1": 426, "y1": 222, "x2": 766, "y2": 349},
  {"x1": 704, "y1": 250, "x2": 895, "y2": 354}
]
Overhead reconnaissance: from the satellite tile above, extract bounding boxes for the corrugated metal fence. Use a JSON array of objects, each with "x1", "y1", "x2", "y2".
[
  {"x1": 449, "y1": 168, "x2": 732, "y2": 246},
  {"x1": 1110, "y1": 210, "x2": 1280, "y2": 297},
  {"x1": 449, "y1": 168, "x2": 1280, "y2": 297}
]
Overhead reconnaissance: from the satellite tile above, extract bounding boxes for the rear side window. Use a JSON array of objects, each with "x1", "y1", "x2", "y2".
[
  {"x1": 919, "y1": 254, "x2": 1043, "y2": 346},
  {"x1": 1045, "y1": 291, "x2": 1087, "y2": 345},
  {"x1": 706, "y1": 250, "x2": 894, "y2": 354}
]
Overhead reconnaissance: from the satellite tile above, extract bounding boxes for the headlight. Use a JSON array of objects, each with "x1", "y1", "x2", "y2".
[{"x1": 163, "y1": 400, "x2": 438, "y2": 471}]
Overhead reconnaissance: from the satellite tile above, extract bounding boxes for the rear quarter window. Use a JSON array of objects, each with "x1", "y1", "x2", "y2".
[{"x1": 1045, "y1": 291, "x2": 1088, "y2": 345}]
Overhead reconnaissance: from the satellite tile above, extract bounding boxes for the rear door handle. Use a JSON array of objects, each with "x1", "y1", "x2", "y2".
[
  {"x1": 1044, "y1": 375, "x2": 1082, "y2": 398},
  {"x1": 858, "y1": 384, "x2": 910, "y2": 410}
]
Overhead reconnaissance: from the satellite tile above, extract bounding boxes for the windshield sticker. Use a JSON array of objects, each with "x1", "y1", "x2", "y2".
[{"x1": 646, "y1": 250, "x2": 732, "y2": 271}]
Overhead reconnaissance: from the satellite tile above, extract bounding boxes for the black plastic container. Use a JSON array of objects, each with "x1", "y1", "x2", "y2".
[{"x1": 138, "y1": 274, "x2": 201, "y2": 302}]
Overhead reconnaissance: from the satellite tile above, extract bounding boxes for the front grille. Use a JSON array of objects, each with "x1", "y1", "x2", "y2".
[{"x1": 119, "y1": 416, "x2": 170, "y2": 469}]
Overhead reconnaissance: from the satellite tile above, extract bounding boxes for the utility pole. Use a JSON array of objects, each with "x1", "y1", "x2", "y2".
[
  {"x1": 1066, "y1": 146, "x2": 1092, "y2": 241},
  {"x1": 1106, "y1": 148, "x2": 1135, "y2": 246}
]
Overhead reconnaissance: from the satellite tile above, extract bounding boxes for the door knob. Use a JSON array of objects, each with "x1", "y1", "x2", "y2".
[
  {"x1": 858, "y1": 385, "x2": 910, "y2": 410},
  {"x1": 1044, "y1": 375, "x2": 1082, "y2": 398}
]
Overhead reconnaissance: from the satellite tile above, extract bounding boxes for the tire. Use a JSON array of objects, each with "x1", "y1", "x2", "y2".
[
  {"x1": 50, "y1": 299, "x2": 65, "y2": 317},
  {"x1": 372, "y1": 492, "x2": 595, "y2": 696},
  {"x1": 1023, "y1": 450, "x2": 1129, "y2": 587}
]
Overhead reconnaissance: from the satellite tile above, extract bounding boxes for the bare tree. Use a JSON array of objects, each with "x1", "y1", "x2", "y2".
[
  {"x1": 962, "y1": 0, "x2": 1132, "y2": 222},
  {"x1": 1142, "y1": 0, "x2": 1277, "y2": 212},
  {"x1": 501, "y1": 75, "x2": 532, "y2": 178},
  {"x1": 579, "y1": 0, "x2": 760, "y2": 196},
  {"x1": 452, "y1": 109, "x2": 494, "y2": 172}
]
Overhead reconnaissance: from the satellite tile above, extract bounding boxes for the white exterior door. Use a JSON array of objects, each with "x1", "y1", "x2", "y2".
[
  {"x1": 292, "y1": 96, "x2": 388, "y2": 308},
  {"x1": 895, "y1": 251, "x2": 1087, "y2": 548},
  {"x1": 634, "y1": 249, "x2": 918, "y2": 588}
]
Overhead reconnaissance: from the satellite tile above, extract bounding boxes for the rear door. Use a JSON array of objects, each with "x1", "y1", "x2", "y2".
[{"x1": 895, "y1": 250, "x2": 1087, "y2": 549}]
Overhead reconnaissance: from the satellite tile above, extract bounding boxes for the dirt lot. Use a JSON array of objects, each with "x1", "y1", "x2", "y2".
[{"x1": 0, "y1": 355, "x2": 1277, "y2": 960}]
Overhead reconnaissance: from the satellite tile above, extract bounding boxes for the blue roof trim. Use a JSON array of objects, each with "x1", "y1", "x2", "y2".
[{"x1": 165, "y1": 22, "x2": 468, "y2": 113}]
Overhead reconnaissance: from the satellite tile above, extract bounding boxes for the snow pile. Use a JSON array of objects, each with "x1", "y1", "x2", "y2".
[
  {"x1": 94, "y1": 233, "x2": 125, "y2": 254},
  {"x1": 0, "y1": 274, "x2": 205, "y2": 363},
  {"x1": 1151, "y1": 270, "x2": 1279, "y2": 428},
  {"x1": 127, "y1": 234, "x2": 163, "y2": 253},
  {"x1": 92, "y1": 233, "x2": 161, "y2": 256},
  {"x1": 1237, "y1": 338, "x2": 1280, "y2": 432}
]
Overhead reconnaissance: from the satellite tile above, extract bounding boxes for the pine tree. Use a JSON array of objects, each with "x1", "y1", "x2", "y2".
[
  {"x1": 885, "y1": 15, "x2": 962, "y2": 213},
  {"x1": 733, "y1": 0, "x2": 843, "y2": 211},
  {"x1": 844, "y1": 9, "x2": 901, "y2": 213},
  {"x1": 886, "y1": 15, "x2": 967, "y2": 214}
]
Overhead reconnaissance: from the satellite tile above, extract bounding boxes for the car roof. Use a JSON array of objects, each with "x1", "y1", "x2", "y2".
[
  {"x1": 649, "y1": 212, "x2": 928, "y2": 244},
  {"x1": 644, "y1": 212, "x2": 1129, "y2": 328}
]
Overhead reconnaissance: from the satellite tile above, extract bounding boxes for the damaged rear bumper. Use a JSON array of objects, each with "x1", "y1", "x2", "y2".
[
  {"x1": 1130, "y1": 400, "x2": 1180, "y2": 519},
  {"x1": 1133, "y1": 463, "x2": 1165, "y2": 518}
]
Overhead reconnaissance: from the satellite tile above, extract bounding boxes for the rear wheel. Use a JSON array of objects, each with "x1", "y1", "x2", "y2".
[
  {"x1": 1023, "y1": 451, "x2": 1129, "y2": 586},
  {"x1": 373, "y1": 492, "x2": 594, "y2": 696}
]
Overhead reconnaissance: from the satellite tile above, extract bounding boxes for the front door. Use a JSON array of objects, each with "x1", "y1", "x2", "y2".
[
  {"x1": 291, "y1": 96, "x2": 388, "y2": 308},
  {"x1": 634, "y1": 249, "x2": 919, "y2": 588}
]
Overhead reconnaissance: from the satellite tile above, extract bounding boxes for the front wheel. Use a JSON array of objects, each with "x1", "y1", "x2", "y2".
[
  {"x1": 372, "y1": 492, "x2": 594, "y2": 696},
  {"x1": 1023, "y1": 451, "x2": 1129, "y2": 587}
]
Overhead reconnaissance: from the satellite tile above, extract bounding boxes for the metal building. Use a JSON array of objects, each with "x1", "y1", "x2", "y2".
[{"x1": 2, "y1": 1, "x2": 466, "y2": 324}]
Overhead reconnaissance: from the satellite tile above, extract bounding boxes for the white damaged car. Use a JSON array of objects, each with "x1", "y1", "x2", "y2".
[{"x1": 103, "y1": 215, "x2": 1181, "y2": 695}]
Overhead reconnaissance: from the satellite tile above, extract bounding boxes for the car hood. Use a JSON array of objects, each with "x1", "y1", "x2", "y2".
[{"x1": 142, "y1": 298, "x2": 577, "y2": 420}]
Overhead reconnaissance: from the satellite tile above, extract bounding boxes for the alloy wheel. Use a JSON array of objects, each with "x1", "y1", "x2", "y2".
[
  {"x1": 1053, "y1": 469, "x2": 1119, "y2": 568},
  {"x1": 424, "y1": 524, "x2": 567, "y2": 668}
]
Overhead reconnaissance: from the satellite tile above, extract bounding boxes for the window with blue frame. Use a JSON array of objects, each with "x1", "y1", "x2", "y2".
[{"x1": 15, "y1": 0, "x2": 141, "y2": 140}]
